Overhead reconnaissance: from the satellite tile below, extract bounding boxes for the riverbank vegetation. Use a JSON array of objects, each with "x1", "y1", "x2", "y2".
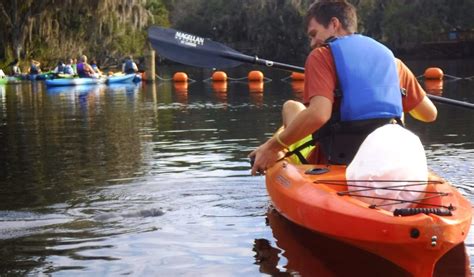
[{"x1": 1, "y1": 0, "x2": 473, "y2": 71}]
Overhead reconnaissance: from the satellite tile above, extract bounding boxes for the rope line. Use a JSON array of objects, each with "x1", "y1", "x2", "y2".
[
  {"x1": 155, "y1": 74, "x2": 197, "y2": 83},
  {"x1": 444, "y1": 74, "x2": 463, "y2": 80},
  {"x1": 227, "y1": 76, "x2": 249, "y2": 81},
  {"x1": 203, "y1": 76, "x2": 272, "y2": 83},
  {"x1": 314, "y1": 179, "x2": 449, "y2": 209},
  {"x1": 155, "y1": 74, "x2": 173, "y2": 81},
  {"x1": 416, "y1": 74, "x2": 473, "y2": 80}
]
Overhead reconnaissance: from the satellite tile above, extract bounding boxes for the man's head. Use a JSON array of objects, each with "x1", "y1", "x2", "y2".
[{"x1": 306, "y1": 0, "x2": 357, "y2": 48}]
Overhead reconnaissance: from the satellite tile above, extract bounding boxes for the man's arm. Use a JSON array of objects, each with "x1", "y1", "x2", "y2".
[
  {"x1": 249, "y1": 96, "x2": 332, "y2": 175},
  {"x1": 397, "y1": 59, "x2": 438, "y2": 122},
  {"x1": 409, "y1": 96, "x2": 437, "y2": 122},
  {"x1": 278, "y1": 96, "x2": 332, "y2": 146}
]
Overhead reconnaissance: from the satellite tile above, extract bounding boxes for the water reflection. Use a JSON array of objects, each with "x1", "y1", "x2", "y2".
[
  {"x1": 0, "y1": 83, "x2": 149, "y2": 210},
  {"x1": 423, "y1": 79, "x2": 444, "y2": 95},
  {"x1": 256, "y1": 208, "x2": 471, "y2": 276}
]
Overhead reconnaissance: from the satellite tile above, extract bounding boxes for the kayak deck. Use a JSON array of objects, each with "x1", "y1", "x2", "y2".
[{"x1": 265, "y1": 160, "x2": 472, "y2": 276}]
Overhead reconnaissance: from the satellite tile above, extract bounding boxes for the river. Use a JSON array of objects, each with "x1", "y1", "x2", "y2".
[{"x1": 0, "y1": 60, "x2": 473, "y2": 276}]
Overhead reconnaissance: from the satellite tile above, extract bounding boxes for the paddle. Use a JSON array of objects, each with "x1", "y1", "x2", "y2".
[
  {"x1": 148, "y1": 26, "x2": 474, "y2": 110},
  {"x1": 147, "y1": 26, "x2": 304, "y2": 72}
]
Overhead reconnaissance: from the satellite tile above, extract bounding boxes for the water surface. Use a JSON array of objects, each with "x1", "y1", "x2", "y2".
[{"x1": 0, "y1": 61, "x2": 473, "y2": 276}]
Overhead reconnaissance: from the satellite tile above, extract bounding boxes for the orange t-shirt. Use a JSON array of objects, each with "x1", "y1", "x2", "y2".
[{"x1": 303, "y1": 46, "x2": 426, "y2": 112}]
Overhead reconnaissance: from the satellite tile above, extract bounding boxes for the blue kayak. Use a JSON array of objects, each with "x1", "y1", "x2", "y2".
[
  {"x1": 106, "y1": 74, "x2": 136, "y2": 84},
  {"x1": 45, "y1": 77, "x2": 106, "y2": 87},
  {"x1": 47, "y1": 84, "x2": 105, "y2": 94}
]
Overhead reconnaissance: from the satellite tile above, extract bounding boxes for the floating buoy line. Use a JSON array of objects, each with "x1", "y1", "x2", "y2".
[
  {"x1": 281, "y1": 72, "x2": 305, "y2": 81},
  {"x1": 155, "y1": 72, "x2": 197, "y2": 83},
  {"x1": 153, "y1": 67, "x2": 470, "y2": 95},
  {"x1": 202, "y1": 70, "x2": 272, "y2": 83},
  {"x1": 416, "y1": 67, "x2": 474, "y2": 81}
]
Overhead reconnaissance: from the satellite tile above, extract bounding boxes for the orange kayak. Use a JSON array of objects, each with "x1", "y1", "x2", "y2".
[{"x1": 265, "y1": 160, "x2": 472, "y2": 276}]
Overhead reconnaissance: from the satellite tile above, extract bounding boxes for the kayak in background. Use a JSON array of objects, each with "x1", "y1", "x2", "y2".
[
  {"x1": 265, "y1": 160, "x2": 472, "y2": 276},
  {"x1": 46, "y1": 84, "x2": 106, "y2": 94},
  {"x1": 1, "y1": 76, "x2": 25, "y2": 85},
  {"x1": 106, "y1": 73, "x2": 136, "y2": 84},
  {"x1": 45, "y1": 77, "x2": 106, "y2": 87},
  {"x1": 26, "y1": 72, "x2": 54, "y2": 81}
]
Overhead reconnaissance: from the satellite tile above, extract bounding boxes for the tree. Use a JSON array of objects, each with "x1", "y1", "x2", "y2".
[
  {"x1": 170, "y1": 0, "x2": 310, "y2": 64},
  {"x1": 0, "y1": 0, "x2": 170, "y2": 67}
]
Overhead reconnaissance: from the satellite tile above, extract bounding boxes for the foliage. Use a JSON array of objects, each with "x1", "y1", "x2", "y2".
[
  {"x1": 357, "y1": 0, "x2": 474, "y2": 50},
  {"x1": 0, "y1": 0, "x2": 169, "y2": 69},
  {"x1": 1, "y1": 0, "x2": 474, "y2": 70},
  {"x1": 168, "y1": 0, "x2": 474, "y2": 61},
  {"x1": 170, "y1": 0, "x2": 310, "y2": 64}
]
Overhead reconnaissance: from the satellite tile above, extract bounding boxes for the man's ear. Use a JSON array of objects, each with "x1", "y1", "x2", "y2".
[{"x1": 330, "y1": 17, "x2": 341, "y2": 31}]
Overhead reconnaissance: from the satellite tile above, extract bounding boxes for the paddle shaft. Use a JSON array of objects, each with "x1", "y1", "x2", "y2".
[
  {"x1": 425, "y1": 94, "x2": 474, "y2": 109},
  {"x1": 219, "y1": 51, "x2": 305, "y2": 72}
]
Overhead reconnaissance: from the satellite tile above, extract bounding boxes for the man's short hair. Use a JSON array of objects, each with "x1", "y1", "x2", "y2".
[{"x1": 306, "y1": 0, "x2": 358, "y2": 33}]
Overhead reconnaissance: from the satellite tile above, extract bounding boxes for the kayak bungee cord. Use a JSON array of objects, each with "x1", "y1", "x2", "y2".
[
  {"x1": 324, "y1": 181, "x2": 444, "y2": 194},
  {"x1": 314, "y1": 179, "x2": 444, "y2": 194},
  {"x1": 313, "y1": 179, "x2": 453, "y2": 212},
  {"x1": 351, "y1": 193, "x2": 453, "y2": 210}
]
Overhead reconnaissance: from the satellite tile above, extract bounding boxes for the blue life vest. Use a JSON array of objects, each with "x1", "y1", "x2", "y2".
[
  {"x1": 329, "y1": 34, "x2": 402, "y2": 121},
  {"x1": 310, "y1": 35, "x2": 404, "y2": 165},
  {"x1": 124, "y1": 60, "x2": 136, "y2": 74},
  {"x1": 30, "y1": 64, "x2": 40, "y2": 75},
  {"x1": 64, "y1": 65, "x2": 74, "y2": 75}
]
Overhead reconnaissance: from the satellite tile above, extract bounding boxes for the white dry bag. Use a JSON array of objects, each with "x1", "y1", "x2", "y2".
[{"x1": 346, "y1": 124, "x2": 428, "y2": 211}]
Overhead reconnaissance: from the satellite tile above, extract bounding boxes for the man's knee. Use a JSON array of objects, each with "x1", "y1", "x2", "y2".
[{"x1": 283, "y1": 100, "x2": 305, "y2": 113}]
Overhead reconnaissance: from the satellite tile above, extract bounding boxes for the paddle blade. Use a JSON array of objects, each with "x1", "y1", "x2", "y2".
[{"x1": 148, "y1": 26, "x2": 244, "y2": 68}]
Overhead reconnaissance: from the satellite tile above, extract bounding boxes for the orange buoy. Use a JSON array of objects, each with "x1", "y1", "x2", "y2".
[
  {"x1": 424, "y1": 79, "x2": 443, "y2": 96},
  {"x1": 291, "y1": 72, "x2": 305, "y2": 81},
  {"x1": 212, "y1": 71, "x2": 227, "y2": 82},
  {"x1": 249, "y1": 81, "x2": 264, "y2": 93},
  {"x1": 173, "y1": 81, "x2": 188, "y2": 93},
  {"x1": 291, "y1": 80, "x2": 304, "y2": 93},
  {"x1": 212, "y1": 81, "x2": 227, "y2": 93},
  {"x1": 173, "y1": 72, "x2": 188, "y2": 82},
  {"x1": 424, "y1": 67, "x2": 444, "y2": 80},
  {"x1": 248, "y1": 70, "x2": 264, "y2": 82}
]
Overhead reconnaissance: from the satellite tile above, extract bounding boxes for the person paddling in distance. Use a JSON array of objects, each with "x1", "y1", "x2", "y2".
[
  {"x1": 9, "y1": 59, "x2": 22, "y2": 76},
  {"x1": 53, "y1": 61, "x2": 66, "y2": 75},
  {"x1": 122, "y1": 55, "x2": 139, "y2": 74},
  {"x1": 249, "y1": 0, "x2": 437, "y2": 176},
  {"x1": 90, "y1": 58, "x2": 102, "y2": 76},
  {"x1": 77, "y1": 55, "x2": 99, "y2": 78},
  {"x1": 64, "y1": 58, "x2": 75, "y2": 75},
  {"x1": 29, "y1": 59, "x2": 42, "y2": 75}
]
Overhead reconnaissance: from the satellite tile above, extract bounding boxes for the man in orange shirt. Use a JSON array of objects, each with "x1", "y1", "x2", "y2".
[{"x1": 249, "y1": 0, "x2": 437, "y2": 175}]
